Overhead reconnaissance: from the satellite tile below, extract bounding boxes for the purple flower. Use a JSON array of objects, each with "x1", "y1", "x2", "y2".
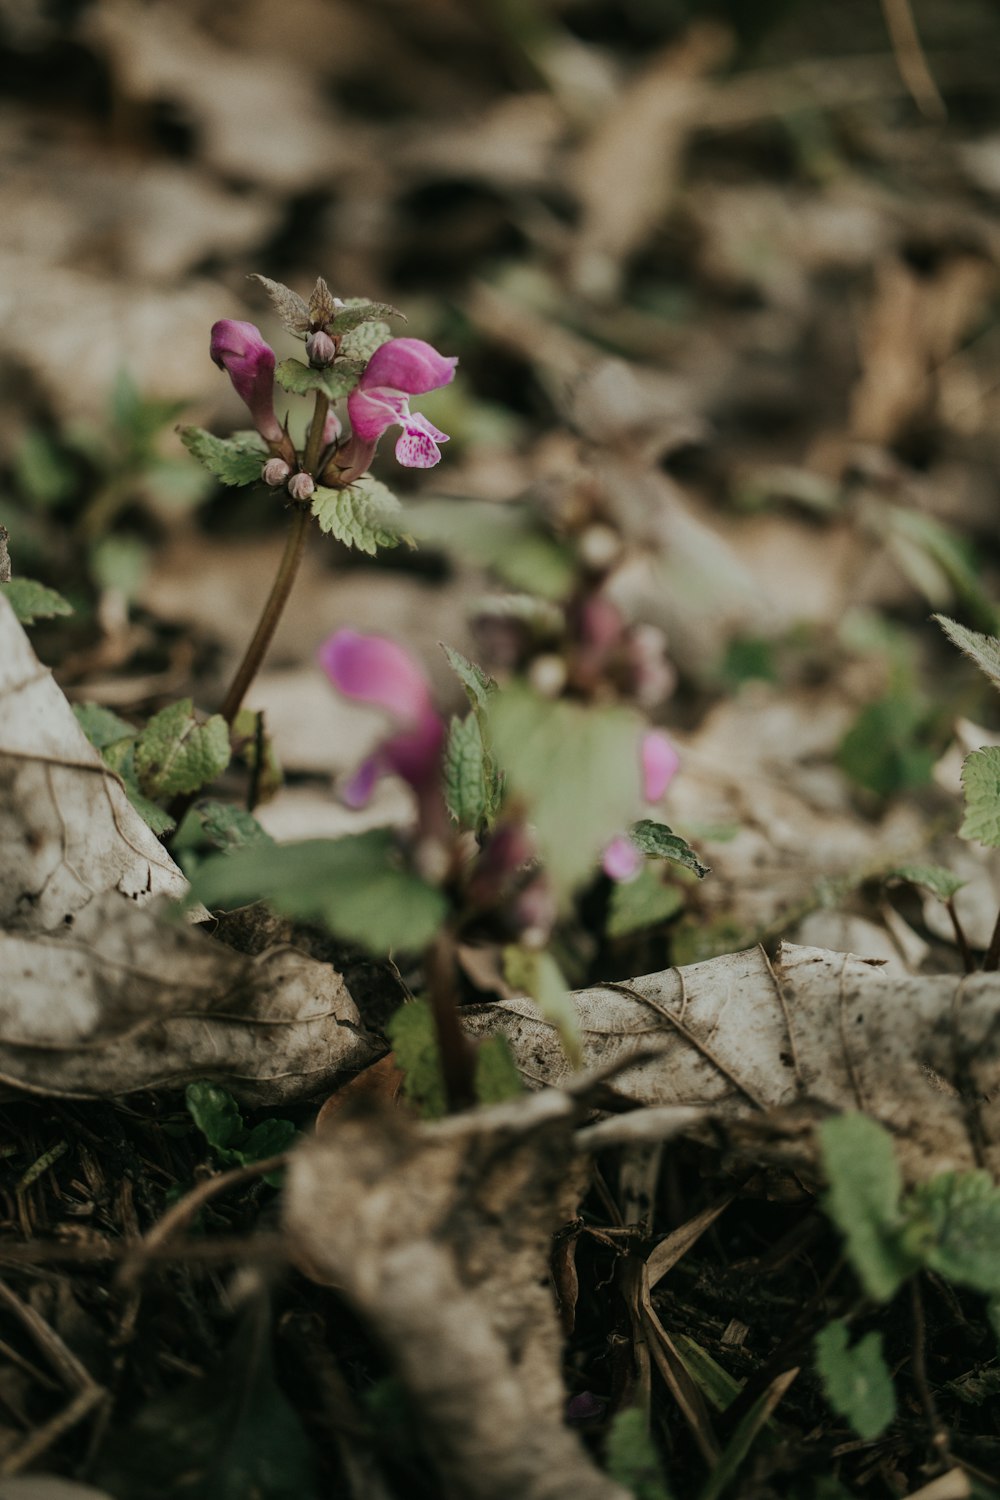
[
  {"x1": 346, "y1": 338, "x2": 457, "y2": 469},
  {"x1": 602, "y1": 730, "x2": 680, "y2": 883},
  {"x1": 318, "y1": 629, "x2": 445, "y2": 809},
  {"x1": 210, "y1": 320, "x2": 283, "y2": 446}
]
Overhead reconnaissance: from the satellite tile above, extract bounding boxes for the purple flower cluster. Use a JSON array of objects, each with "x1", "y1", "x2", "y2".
[{"x1": 210, "y1": 316, "x2": 456, "y2": 492}]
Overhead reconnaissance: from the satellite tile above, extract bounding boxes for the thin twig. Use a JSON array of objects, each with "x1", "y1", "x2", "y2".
[
  {"x1": 945, "y1": 897, "x2": 975, "y2": 975},
  {"x1": 910, "y1": 1276, "x2": 951, "y2": 1465},
  {"x1": 423, "y1": 929, "x2": 477, "y2": 1112},
  {"x1": 880, "y1": 0, "x2": 946, "y2": 120},
  {"x1": 982, "y1": 904, "x2": 1000, "y2": 972}
]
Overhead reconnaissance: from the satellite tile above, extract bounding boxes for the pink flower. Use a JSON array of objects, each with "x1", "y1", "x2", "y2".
[
  {"x1": 318, "y1": 629, "x2": 445, "y2": 808},
  {"x1": 210, "y1": 320, "x2": 283, "y2": 446},
  {"x1": 601, "y1": 730, "x2": 680, "y2": 883},
  {"x1": 346, "y1": 338, "x2": 457, "y2": 469}
]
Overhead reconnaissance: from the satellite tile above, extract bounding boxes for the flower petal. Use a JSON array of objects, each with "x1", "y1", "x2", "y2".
[
  {"x1": 209, "y1": 319, "x2": 281, "y2": 443},
  {"x1": 361, "y1": 338, "x2": 457, "y2": 396},
  {"x1": 395, "y1": 412, "x2": 449, "y2": 468},
  {"x1": 346, "y1": 386, "x2": 409, "y2": 443},
  {"x1": 602, "y1": 835, "x2": 642, "y2": 883},
  {"x1": 341, "y1": 755, "x2": 381, "y2": 809},
  {"x1": 642, "y1": 731, "x2": 680, "y2": 804},
  {"x1": 318, "y1": 629, "x2": 432, "y2": 723}
]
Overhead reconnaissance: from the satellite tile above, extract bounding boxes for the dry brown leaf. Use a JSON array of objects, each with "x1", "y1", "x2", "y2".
[
  {"x1": 568, "y1": 23, "x2": 732, "y2": 302},
  {"x1": 462, "y1": 941, "x2": 1000, "y2": 1183},
  {"x1": 285, "y1": 1093, "x2": 630, "y2": 1500}
]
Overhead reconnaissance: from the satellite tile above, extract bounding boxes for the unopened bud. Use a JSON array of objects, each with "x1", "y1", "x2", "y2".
[
  {"x1": 579, "y1": 523, "x2": 623, "y2": 572},
  {"x1": 287, "y1": 471, "x2": 315, "y2": 502},
  {"x1": 262, "y1": 457, "x2": 292, "y2": 487},
  {"x1": 528, "y1": 653, "x2": 567, "y2": 700},
  {"x1": 306, "y1": 330, "x2": 337, "y2": 367}
]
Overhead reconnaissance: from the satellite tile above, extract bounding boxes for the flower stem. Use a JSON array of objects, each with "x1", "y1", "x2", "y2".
[
  {"x1": 217, "y1": 389, "x2": 330, "y2": 729},
  {"x1": 424, "y1": 928, "x2": 477, "y2": 1112},
  {"x1": 218, "y1": 502, "x2": 310, "y2": 728}
]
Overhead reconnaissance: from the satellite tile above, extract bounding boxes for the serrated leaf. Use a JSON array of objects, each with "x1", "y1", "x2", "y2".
[
  {"x1": 273, "y1": 358, "x2": 362, "y2": 400},
  {"x1": 101, "y1": 737, "x2": 176, "y2": 835},
  {"x1": 327, "y1": 300, "x2": 403, "y2": 336},
  {"x1": 134, "y1": 699, "x2": 232, "y2": 800},
  {"x1": 442, "y1": 645, "x2": 497, "y2": 713},
  {"x1": 444, "y1": 712, "x2": 491, "y2": 831},
  {"x1": 190, "y1": 829, "x2": 448, "y2": 954},
  {"x1": 814, "y1": 1320, "x2": 895, "y2": 1441},
  {"x1": 410, "y1": 500, "x2": 576, "y2": 600},
  {"x1": 311, "y1": 477, "x2": 402, "y2": 555},
  {"x1": 630, "y1": 820, "x2": 710, "y2": 879},
  {"x1": 386, "y1": 998, "x2": 446, "y2": 1120},
  {"x1": 488, "y1": 686, "x2": 643, "y2": 894},
  {"x1": 198, "y1": 802, "x2": 275, "y2": 852},
  {"x1": 960, "y1": 747, "x2": 1000, "y2": 849},
  {"x1": 607, "y1": 865, "x2": 684, "y2": 939},
  {"x1": 819, "y1": 1114, "x2": 916, "y2": 1302},
  {"x1": 474, "y1": 1036, "x2": 524, "y2": 1105},
  {"x1": 936, "y1": 615, "x2": 1000, "y2": 692},
  {"x1": 904, "y1": 1170, "x2": 1000, "y2": 1294},
  {"x1": 307, "y1": 275, "x2": 338, "y2": 326},
  {"x1": 604, "y1": 1407, "x2": 673, "y2": 1500},
  {"x1": 73, "y1": 702, "x2": 136, "y2": 750},
  {"x1": 339, "y1": 321, "x2": 392, "y2": 362},
  {"x1": 886, "y1": 864, "x2": 966, "y2": 901},
  {"x1": 503, "y1": 945, "x2": 581, "y2": 1064},
  {"x1": 1, "y1": 577, "x2": 73, "y2": 624},
  {"x1": 186, "y1": 1080, "x2": 243, "y2": 1155},
  {"x1": 179, "y1": 427, "x2": 267, "y2": 487},
  {"x1": 248, "y1": 273, "x2": 311, "y2": 335}
]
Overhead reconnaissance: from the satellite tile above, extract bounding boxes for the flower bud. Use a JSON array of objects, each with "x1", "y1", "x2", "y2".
[
  {"x1": 528, "y1": 653, "x2": 567, "y2": 700},
  {"x1": 578, "y1": 523, "x2": 623, "y2": 572},
  {"x1": 262, "y1": 457, "x2": 292, "y2": 487},
  {"x1": 287, "y1": 471, "x2": 316, "y2": 502},
  {"x1": 306, "y1": 330, "x2": 337, "y2": 367}
]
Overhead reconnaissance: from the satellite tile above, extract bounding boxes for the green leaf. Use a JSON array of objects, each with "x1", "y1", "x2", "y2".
[
  {"x1": 311, "y1": 476, "x2": 403, "y2": 555},
  {"x1": 442, "y1": 645, "x2": 497, "y2": 714},
  {"x1": 190, "y1": 829, "x2": 448, "y2": 954},
  {"x1": 134, "y1": 700, "x2": 231, "y2": 800},
  {"x1": 604, "y1": 1407, "x2": 673, "y2": 1500},
  {"x1": 903, "y1": 1171, "x2": 1000, "y2": 1294},
  {"x1": 74, "y1": 702, "x2": 135, "y2": 750},
  {"x1": 273, "y1": 358, "x2": 363, "y2": 400},
  {"x1": 936, "y1": 614, "x2": 1000, "y2": 689},
  {"x1": 100, "y1": 737, "x2": 177, "y2": 835},
  {"x1": 97, "y1": 1309, "x2": 319, "y2": 1500},
  {"x1": 814, "y1": 1320, "x2": 895, "y2": 1441},
  {"x1": 886, "y1": 864, "x2": 966, "y2": 901},
  {"x1": 1, "y1": 577, "x2": 73, "y2": 625},
  {"x1": 327, "y1": 300, "x2": 403, "y2": 336},
  {"x1": 444, "y1": 713, "x2": 491, "y2": 831},
  {"x1": 630, "y1": 820, "x2": 710, "y2": 879},
  {"x1": 838, "y1": 695, "x2": 935, "y2": 798},
  {"x1": 339, "y1": 320, "x2": 392, "y2": 362},
  {"x1": 818, "y1": 1114, "x2": 915, "y2": 1302},
  {"x1": 197, "y1": 802, "x2": 276, "y2": 852},
  {"x1": 503, "y1": 945, "x2": 581, "y2": 1065},
  {"x1": 488, "y1": 686, "x2": 643, "y2": 894},
  {"x1": 474, "y1": 1036, "x2": 524, "y2": 1105},
  {"x1": 607, "y1": 865, "x2": 684, "y2": 939},
  {"x1": 410, "y1": 500, "x2": 576, "y2": 600},
  {"x1": 248, "y1": 273, "x2": 311, "y2": 335},
  {"x1": 238, "y1": 1117, "x2": 297, "y2": 1165},
  {"x1": 90, "y1": 533, "x2": 150, "y2": 599},
  {"x1": 186, "y1": 1081, "x2": 244, "y2": 1156},
  {"x1": 960, "y1": 747, "x2": 1000, "y2": 849},
  {"x1": 179, "y1": 427, "x2": 267, "y2": 487},
  {"x1": 15, "y1": 429, "x2": 76, "y2": 508},
  {"x1": 386, "y1": 998, "x2": 446, "y2": 1120}
]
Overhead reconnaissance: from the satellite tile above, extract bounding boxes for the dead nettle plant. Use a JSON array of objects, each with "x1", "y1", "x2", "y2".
[{"x1": 80, "y1": 272, "x2": 710, "y2": 1111}]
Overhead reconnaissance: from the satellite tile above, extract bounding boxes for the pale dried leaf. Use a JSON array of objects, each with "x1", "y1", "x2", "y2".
[
  {"x1": 463, "y1": 942, "x2": 1000, "y2": 1183},
  {"x1": 0, "y1": 594, "x2": 186, "y2": 930},
  {"x1": 285, "y1": 1095, "x2": 629, "y2": 1500},
  {"x1": 0, "y1": 892, "x2": 374, "y2": 1105}
]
